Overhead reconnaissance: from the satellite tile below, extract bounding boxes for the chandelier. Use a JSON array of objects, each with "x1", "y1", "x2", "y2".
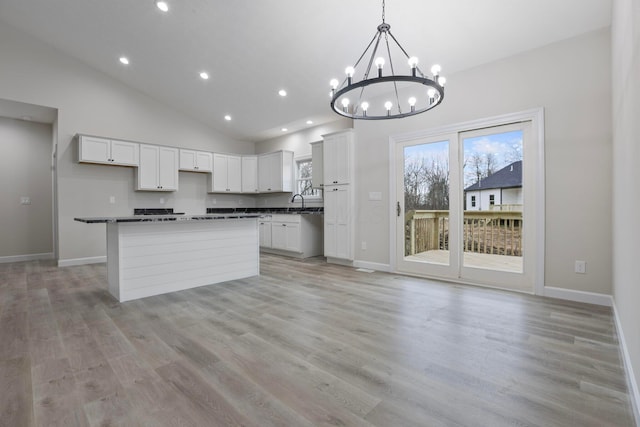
[{"x1": 329, "y1": 0, "x2": 446, "y2": 120}]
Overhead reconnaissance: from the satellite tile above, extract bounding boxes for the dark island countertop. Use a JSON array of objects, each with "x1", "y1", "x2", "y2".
[
  {"x1": 207, "y1": 207, "x2": 323, "y2": 215},
  {"x1": 74, "y1": 214, "x2": 262, "y2": 224}
]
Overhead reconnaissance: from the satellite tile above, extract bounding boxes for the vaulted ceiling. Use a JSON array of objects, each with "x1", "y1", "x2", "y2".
[{"x1": 0, "y1": 0, "x2": 611, "y2": 142}]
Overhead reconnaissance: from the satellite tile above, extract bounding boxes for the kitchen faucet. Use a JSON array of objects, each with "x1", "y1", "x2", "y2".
[{"x1": 291, "y1": 193, "x2": 305, "y2": 209}]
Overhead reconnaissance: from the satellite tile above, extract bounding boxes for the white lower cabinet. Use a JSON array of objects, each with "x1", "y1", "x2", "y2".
[
  {"x1": 259, "y1": 219, "x2": 272, "y2": 247},
  {"x1": 271, "y1": 220, "x2": 301, "y2": 252},
  {"x1": 259, "y1": 214, "x2": 323, "y2": 258},
  {"x1": 324, "y1": 185, "x2": 352, "y2": 260}
]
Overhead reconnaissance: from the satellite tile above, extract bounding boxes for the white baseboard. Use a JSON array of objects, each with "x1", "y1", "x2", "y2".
[
  {"x1": 353, "y1": 260, "x2": 392, "y2": 272},
  {"x1": 58, "y1": 256, "x2": 106, "y2": 267},
  {"x1": 543, "y1": 286, "x2": 613, "y2": 306},
  {"x1": 0, "y1": 252, "x2": 54, "y2": 264},
  {"x1": 612, "y1": 302, "x2": 640, "y2": 426},
  {"x1": 326, "y1": 257, "x2": 354, "y2": 267}
]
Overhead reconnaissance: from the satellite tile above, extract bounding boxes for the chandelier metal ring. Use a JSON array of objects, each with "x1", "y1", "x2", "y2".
[{"x1": 330, "y1": 75, "x2": 445, "y2": 120}]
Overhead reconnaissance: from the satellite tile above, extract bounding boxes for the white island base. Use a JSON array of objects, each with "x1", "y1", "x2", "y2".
[{"x1": 105, "y1": 218, "x2": 259, "y2": 302}]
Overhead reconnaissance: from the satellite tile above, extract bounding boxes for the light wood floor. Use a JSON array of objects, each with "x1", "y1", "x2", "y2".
[{"x1": 0, "y1": 254, "x2": 635, "y2": 426}]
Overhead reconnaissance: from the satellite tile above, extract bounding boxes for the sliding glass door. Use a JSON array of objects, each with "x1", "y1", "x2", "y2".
[
  {"x1": 395, "y1": 133, "x2": 461, "y2": 279},
  {"x1": 395, "y1": 121, "x2": 538, "y2": 292}
]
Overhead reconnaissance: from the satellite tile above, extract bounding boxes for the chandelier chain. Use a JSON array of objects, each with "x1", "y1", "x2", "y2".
[{"x1": 382, "y1": 0, "x2": 385, "y2": 23}]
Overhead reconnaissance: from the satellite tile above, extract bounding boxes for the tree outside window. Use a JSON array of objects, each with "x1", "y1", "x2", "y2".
[{"x1": 296, "y1": 158, "x2": 321, "y2": 198}]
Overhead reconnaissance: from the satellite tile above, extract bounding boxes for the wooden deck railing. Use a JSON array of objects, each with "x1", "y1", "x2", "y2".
[{"x1": 405, "y1": 209, "x2": 523, "y2": 257}]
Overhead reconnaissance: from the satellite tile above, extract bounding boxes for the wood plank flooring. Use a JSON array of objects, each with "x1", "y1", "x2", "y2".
[{"x1": 0, "y1": 254, "x2": 636, "y2": 426}]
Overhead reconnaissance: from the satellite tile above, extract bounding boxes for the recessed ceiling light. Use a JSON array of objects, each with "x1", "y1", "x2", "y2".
[
  {"x1": 199, "y1": 72, "x2": 209, "y2": 80},
  {"x1": 156, "y1": 1, "x2": 169, "y2": 12},
  {"x1": 306, "y1": 120, "x2": 313, "y2": 125},
  {"x1": 281, "y1": 128, "x2": 288, "y2": 132},
  {"x1": 224, "y1": 115, "x2": 231, "y2": 121},
  {"x1": 119, "y1": 56, "x2": 129, "y2": 65},
  {"x1": 278, "y1": 89, "x2": 287, "y2": 97}
]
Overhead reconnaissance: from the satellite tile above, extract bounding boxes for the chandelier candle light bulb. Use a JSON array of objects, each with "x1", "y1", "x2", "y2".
[
  {"x1": 345, "y1": 66, "x2": 355, "y2": 84},
  {"x1": 408, "y1": 97, "x2": 417, "y2": 112},
  {"x1": 384, "y1": 101, "x2": 393, "y2": 116},
  {"x1": 408, "y1": 56, "x2": 419, "y2": 76},
  {"x1": 361, "y1": 102, "x2": 369, "y2": 116},
  {"x1": 428, "y1": 88, "x2": 436, "y2": 105},
  {"x1": 375, "y1": 57, "x2": 385, "y2": 77},
  {"x1": 342, "y1": 98, "x2": 350, "y2": 113},
  {"x1": 328, "y1": 0, "x2": 445, "y2": 120}
]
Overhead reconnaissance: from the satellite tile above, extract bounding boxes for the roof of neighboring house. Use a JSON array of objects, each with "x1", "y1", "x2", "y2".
[{"x1": 464, "y1": 160, "x2": 522, "y2": 191}]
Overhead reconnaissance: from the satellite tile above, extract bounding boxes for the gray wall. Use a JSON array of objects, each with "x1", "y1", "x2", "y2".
[
  {"x1": 353, "y1": 29, "x2": 612, "y2": 295},
  {"x1": 0, "y1": 117, "x2": 53, "y2": 258},
  {"x1": 612, "y1": 0, "x2": 640, "y2": 417},
  {"x1": 0, "y1": 23, "x2": 256, "y2": 263}
]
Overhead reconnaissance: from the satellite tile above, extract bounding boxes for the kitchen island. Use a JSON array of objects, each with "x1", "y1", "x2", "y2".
[{"x1": 75, "y1": 214, "x2": 261, "y2": 302}]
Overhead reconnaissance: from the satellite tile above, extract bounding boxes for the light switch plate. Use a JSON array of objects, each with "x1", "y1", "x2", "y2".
[{"x1": 20, "y1": 196, "x2": 31, "y2": 205}]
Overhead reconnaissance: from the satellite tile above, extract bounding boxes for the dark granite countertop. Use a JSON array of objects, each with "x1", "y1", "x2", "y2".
[
  {"x1": 75, "y1": 214, "x2": 262, "y2": 224},
  {"x1": 207, "y1": 207, "x2": 323, "y2": 215}
]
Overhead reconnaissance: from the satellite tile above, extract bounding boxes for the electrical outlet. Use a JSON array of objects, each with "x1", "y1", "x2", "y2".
[
  {"x1": 109, "y1": 196, "x2": 116, "y2": 204},
  {"x1": 575, "y1": 260, "x2": 586, "y2": 274},
  {"x1": 159, "y1": 197, "x2": 165, "y2": 204},
  {"x1": 238, "y1": 199, "x2": 243, "y2": 205},
  {"x1": 361, "y1": 241, "x2": 367, "y2": 250},
  {"x1": 20, "y1": 196, "x2": 31, "y2": 205},
  {"x1": 212, "y1": 198, "x2": 217, "y2": 204}
]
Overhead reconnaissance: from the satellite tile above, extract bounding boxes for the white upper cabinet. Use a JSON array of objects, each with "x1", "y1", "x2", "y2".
[
  {"x1": 179, "y1": 149, "x2": 213, "y2": 173},
  {"x1": 258, "y1": 151, "x2": 294, "y2": 193},
  {"x1": 323, "y1": 129, "x2": 353, "y2": 185},
  {"x1": 137, "y1": 144, "x2": 179, "y2": 191},
  {"x1": 211, "y1": 153, "x2": 242, "y2": 193},
  {"x1": 310, "y1": 141, "x2": 324, "y2": 189},
  {"x1": 241, "y1": 155, "x2": 259, "y2": 193},
  {"x1": 79, "y1": 135, "x2": 139, "y2": 166}
]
